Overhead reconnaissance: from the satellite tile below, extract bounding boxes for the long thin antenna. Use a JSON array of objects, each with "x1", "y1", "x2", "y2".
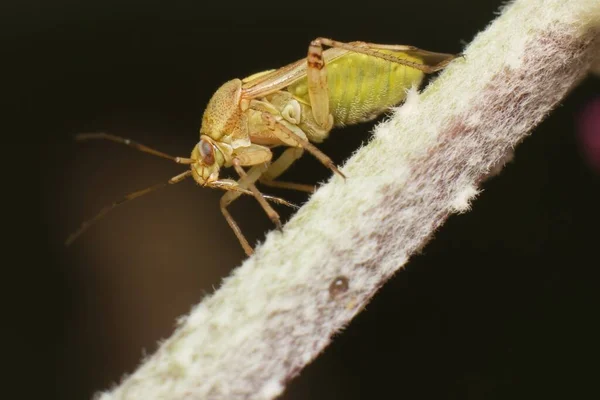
[
  {"x1": 75, "y1": 133, "x2": 195, "y2": 164},
  {"x1": 66, "y1": 173, "x2": 298, "y2": 247},
  {"x1": 65, "y1": 170, "x2": 192, "y2": 246}
]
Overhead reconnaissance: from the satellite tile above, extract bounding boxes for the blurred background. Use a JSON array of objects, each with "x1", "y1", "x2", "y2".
[{"x1": 4, "y1": 0, "x2": 599, "y2": 399}]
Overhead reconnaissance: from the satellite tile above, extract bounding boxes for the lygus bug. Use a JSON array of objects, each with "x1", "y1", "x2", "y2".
[{"x1": 67, "y1": 37, "x2": 459, "y2": 255}]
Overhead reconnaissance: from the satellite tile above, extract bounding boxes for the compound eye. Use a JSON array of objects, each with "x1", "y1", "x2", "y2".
[{"x1": 198, "y1": 139, "x2": 215, "y2": 165}]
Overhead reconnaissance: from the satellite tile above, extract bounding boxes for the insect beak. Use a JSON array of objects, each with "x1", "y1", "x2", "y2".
[
  {"x1": 199, "y1": 171, "x2": 219, "y2": 187},
  {"x1": 190, "y1": 160, "x2": 220, "y2": 186}
]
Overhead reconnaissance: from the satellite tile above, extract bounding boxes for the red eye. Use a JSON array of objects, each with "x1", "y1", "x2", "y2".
[{"x1": 199, "y1": 140, "x2": 215, "y2": 165}]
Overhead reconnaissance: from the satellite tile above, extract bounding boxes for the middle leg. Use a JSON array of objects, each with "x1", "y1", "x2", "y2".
[
  {"x1": 259, "y1": 111, "x2": 346, "y2": 179},
  {"x1": 259, "y1": 147, "x2": 315, "y2": 193}
]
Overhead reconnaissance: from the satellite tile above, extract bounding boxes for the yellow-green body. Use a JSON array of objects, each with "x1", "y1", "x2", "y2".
[
  {"x1": 191, "y1": 40, "x2": 456, "y2": 256},
  {"x1": 286, "y1": 50, "x2": 424, "y2": 127},
  {"x1": 67, "y1": 39, "x2": 458, "y2": 256}
]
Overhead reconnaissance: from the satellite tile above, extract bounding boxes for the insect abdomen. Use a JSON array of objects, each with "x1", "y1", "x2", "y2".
[{"x1": 287, "y1": 50, "x2": 425, "y2": 126}]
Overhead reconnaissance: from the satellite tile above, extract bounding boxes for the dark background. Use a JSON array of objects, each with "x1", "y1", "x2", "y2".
[{"x1": 4, "y1": 0, "x2": 599, "y2": 399}]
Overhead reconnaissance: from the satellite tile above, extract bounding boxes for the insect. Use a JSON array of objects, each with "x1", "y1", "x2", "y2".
[{"x1": 67, "y1": 37, "x2": 460, "y2": 256}]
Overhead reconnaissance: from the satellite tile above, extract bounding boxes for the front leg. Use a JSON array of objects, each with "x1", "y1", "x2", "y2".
[
  {"x1": 232, "y1": 159, "x2": 282, "y2": 231},
  {"x1": 219, "y1": 145, "x2": 281, "y2": 256}
]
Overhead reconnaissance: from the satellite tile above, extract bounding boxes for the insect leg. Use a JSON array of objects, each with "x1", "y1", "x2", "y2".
[
  {"x1": 360, "y1": 42, "x2": 462, "y2": 72},
  {"x1": 75, "y1": 132, "x2": 195, "y2": 164},
  {"x1": 310, "y1": 38, "x2": 460, "y2": 74},
  {"x1": 259, "y1": 147, "x2": 315, "y2": 193},
  {"x1": 226, "y1": 145, "x2": 285, "y2": 227},
  {"x1": 260, "y1": 112, "x2": 346, "y2": 179},
  {"x1": 220, "y1": 203, "x2": 253, "y2": 256},
  {"x1": 219, "y1": 162, "x2": 279, "y2": 256},
  {"x1": 233, "y1": 160, "x2": 282, "y2": 230},
  {"x1": 210, "y1": 179, "x2": 298, "y2": 208},
  {"x1": 306, "y1": 40, "x2": 334, "y2": 130}
]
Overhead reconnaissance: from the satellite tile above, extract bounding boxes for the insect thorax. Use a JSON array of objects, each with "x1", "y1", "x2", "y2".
[
  {"x1": 200, "y1": 79, "x2": 244, "y2": 142},
  {"x1": 264, "y1": 91, "x2": 331, "y2": 144}
]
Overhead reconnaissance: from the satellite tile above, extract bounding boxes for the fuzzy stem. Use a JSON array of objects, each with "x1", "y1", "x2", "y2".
[{"x1": 97, "y1": 0, "x2": 600, "y2": 399}]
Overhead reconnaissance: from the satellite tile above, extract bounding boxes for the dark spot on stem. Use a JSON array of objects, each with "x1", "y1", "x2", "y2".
[{"x1": 329, "y1": 276, "x2": 349, "y2": 299}]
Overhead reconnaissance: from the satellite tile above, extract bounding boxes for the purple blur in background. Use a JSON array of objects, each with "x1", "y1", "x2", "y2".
[{"x1": 577, "y1": 96, "x2": 600, "y2": 173}]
